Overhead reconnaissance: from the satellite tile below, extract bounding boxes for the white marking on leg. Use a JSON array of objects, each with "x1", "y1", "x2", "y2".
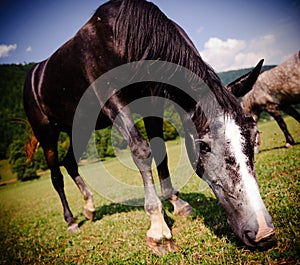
[
  {"x1": 67, "y1": 223, "x2": 80, "y2": 234},
  {"x1": 169, "y1": 194, "x2": 193, "y2": 216},
  {"x1": 145, "y1": 185, "x2": 172, "y2": 241},
  {"x1": 147, "y1": 208, "x2": 172, "y2": 241},
  {"x1": 74, "y1": 176, "x2": 96, "y2": 216}
]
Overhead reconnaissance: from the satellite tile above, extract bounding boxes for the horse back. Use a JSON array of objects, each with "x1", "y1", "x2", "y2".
[
  {"x1": 243, "y1": 51, "x2": 300, "y2": 110},
  {"x1": 260, "y1": 51, "x2": 300, "y2": 104},
  {"x1": 24, "y1": 1, "x2": 123, "y2": 128}
]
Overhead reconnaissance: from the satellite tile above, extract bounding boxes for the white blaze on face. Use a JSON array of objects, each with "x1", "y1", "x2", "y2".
[{"x1": 223, "y1": 117, "x2": 264, "y2": 213}]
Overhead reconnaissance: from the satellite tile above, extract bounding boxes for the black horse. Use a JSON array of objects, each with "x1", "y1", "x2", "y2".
[{"x1": 24, "y1": 0, "x2": 276, "y2": 255}]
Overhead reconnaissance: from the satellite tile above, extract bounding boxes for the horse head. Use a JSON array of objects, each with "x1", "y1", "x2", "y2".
[{"x1": 184, "y1": 60, "x2": 276, "y2": 249}]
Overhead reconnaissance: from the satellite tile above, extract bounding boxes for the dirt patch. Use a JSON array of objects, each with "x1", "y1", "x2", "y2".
[{"x1": 0, "y1": 178, "x2": 17, "y2": 186}]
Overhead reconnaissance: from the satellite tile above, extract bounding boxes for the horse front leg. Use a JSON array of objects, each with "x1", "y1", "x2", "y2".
[
  {"x1": 142, "y1": 172, "x2": 176, "y2": 254},
  {"x1": 131, "y1": 136, "x2": 177, "y2": 255},
  {"x1": 102, "y1": 99, "x2": 176, "y2": 255},
  {"x1": 143, "y1": 116, "x2": 193, "y2": 217}
]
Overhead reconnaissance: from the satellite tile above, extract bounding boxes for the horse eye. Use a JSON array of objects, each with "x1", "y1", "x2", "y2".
[
  {"x1": 254, "y1": 130, "x2": 261, "y2": 146},
  {"x1": 199, "y1": 141, "x2": 211, "y2": 154}
]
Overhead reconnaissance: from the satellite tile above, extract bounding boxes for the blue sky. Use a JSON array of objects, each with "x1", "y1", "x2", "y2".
[{"x1": 0, "y1": 0, "x2": 299, "y2": 71}]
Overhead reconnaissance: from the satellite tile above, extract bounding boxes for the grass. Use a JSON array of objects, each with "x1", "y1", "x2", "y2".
[
  {"x1": 0, "y1": 160, "x2": 17, "y2": 184},
  {"x1": 0, "y1": 117, "x2": 299, "y2": 264}
]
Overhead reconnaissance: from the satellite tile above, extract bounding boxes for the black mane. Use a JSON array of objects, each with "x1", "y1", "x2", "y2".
[{"x1": 111, "y1": 0, "x2": 245, "y2": 120}]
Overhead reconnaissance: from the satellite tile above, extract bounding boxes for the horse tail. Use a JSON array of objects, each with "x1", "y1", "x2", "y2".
[
  {"x1": 9, "y1": 118, "x2": 40, "y2": 162},
  {"x1": 25, "y1": 134, "x2": 39, "y2": 162}
]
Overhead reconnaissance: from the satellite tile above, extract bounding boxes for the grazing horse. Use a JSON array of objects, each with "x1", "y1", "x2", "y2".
[
  {"x1": 228, "y1": 51, "x2": 300, "y2": 148},
  {"x1": 24, "y1": 0, "x2": 276, "y2": 254}
]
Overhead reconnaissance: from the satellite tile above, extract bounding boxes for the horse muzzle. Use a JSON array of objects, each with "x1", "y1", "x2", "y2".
[
  {"x1": 244, "y1": 228, "x2": 276, "y2": 250},
  {"x1": 245, "y1": 209, "x2": 277, "y2": 249},
  {"x1": 229, "y1": 209, "x2": 277, "y2": 250}
]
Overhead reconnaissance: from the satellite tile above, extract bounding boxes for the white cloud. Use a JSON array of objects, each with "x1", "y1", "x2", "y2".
[
  {"x1": 200, "y1": 37, "x2": 246, "y2": 71},
  {"x1": 204, "y1": 37, "x2": 246, "y2": 50},
  {"x1": 26, "y1": 46, "x2": 32, "y2": 52},
  {"x1": 0, "y1": 44, "x2": 17, "y2": 58},
  {"x1": 200, "y1": 34, "x2": 282, "y2": 72}
]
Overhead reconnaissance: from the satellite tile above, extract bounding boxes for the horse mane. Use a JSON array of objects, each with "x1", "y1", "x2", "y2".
[{"x1": 111, "y1": 0, "x2": 244, "y2": 120}]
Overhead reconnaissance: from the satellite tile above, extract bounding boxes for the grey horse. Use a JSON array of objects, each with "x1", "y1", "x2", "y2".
[{"x1": 228, "y1": 51, "x2": 300, "y2": 148}]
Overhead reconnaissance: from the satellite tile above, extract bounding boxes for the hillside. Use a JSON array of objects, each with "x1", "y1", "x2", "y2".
[
  {"x1": 218, "y1": 65, "x2": 276, "y2": 85},
  {"x1": 0, "y1": 63, "x2": 276, "y2": 159},
  {"x1": 0, "y1": 63, "x2": 35, "y2": 158}
]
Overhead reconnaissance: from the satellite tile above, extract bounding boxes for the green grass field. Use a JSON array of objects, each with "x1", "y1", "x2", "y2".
[{"x1": 0, "y1": 117, "x2": 299, "y2": 264}]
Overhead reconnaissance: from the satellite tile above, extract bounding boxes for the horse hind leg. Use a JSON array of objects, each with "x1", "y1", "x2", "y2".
[
  {"x1": 76, "y1": 176, "x2": 96, "y2": 221},
  {"x1": 62, "y1": 136, "x2": 96, "y2": 221},
  {"x1": 38, "y1": 129, "x2": 80, "y2": 234},
  {"x1": 280, "y1": 105, "x2": 300, "y2": 147},
  {"x1": 267, "y1": 105, "x2": 295, "y2": 147},
  {"x1": 281, "y1": 106, "x2": 300, "y2": 123}
]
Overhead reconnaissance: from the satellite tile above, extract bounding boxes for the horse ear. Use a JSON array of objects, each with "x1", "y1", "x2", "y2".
[{"x1": 226, "y1": 59, "x2": 264, "y2": 97}]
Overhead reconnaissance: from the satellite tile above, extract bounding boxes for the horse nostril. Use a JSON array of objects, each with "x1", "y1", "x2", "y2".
[
  {"x1": 245, "y1": 230, "x2": 256, "y2": 242},
  {"x1": 245, "y1": 230, "x2": 277, "y2": 250}
]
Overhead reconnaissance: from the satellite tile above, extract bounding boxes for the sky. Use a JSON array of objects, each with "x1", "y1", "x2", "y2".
[{"x1": 0, "y1": 0, "x2": 299, "y2": 72}]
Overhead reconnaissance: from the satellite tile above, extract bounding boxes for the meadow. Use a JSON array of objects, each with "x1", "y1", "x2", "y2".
[{"x1": 0, "y1": 117, "x2": 299, "y2": 264}]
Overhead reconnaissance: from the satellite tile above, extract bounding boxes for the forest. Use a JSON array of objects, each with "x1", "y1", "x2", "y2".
[{"x1": 0, "y1": 63, "x2": 275, "y2": 180}]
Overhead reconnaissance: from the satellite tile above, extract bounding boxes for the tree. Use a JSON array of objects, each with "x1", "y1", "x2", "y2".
[
  {"x1": 82, "y1": 128, "x2": 116, "y2": 161},
  {"x1": 0, "y1": 63, "x2": 35, "y2": 159},
  {"x1": 163, "y1": 120, "x2": 178, "y2": 140},
  {"x1": 8, "y1": 139, "x2": 39, "y2": 181}
]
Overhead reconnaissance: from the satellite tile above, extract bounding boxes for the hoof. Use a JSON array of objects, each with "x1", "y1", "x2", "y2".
[
  {"x1": 147, "y1": 237, "x2": 178, "y2": 256},
  {"x1": 83, "y1": 206, "x2": 95, "y2": 220},
  {"x1": 285, "y1": 143, "x2": 293, "y2": 148},
  {"x1": 67, "y1": 223, "x2": 80, "y2": 234},
  {"x1": 176, "y1": 205, "x2": 194, "y2": 217}
]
